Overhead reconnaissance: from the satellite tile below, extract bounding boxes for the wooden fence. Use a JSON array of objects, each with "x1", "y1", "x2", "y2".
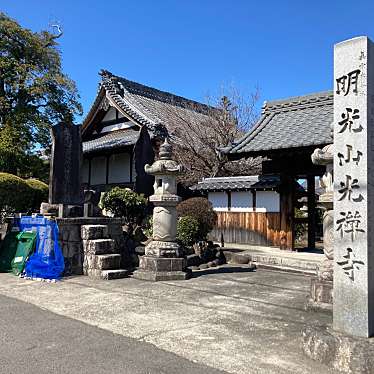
[{"x1": 210, "y1": 211, "x2": 282, "y2": 247}]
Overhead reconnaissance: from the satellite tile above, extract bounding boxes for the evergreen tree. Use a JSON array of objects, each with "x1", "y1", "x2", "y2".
[{"x1": 0, "y1": 12, "x2": 82, "y2": 179}]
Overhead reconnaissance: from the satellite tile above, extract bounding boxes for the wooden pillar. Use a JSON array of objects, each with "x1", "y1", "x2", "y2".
[
  {"x1": 307, "y1": 174, "x2": 316, "y2": 250},
  {"x1": 279, "y1": 175, "x2": 294, "y2": 250}
]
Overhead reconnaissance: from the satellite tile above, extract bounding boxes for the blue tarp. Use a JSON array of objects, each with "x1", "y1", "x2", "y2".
[{"x1": 13, "y1": 216, "x2": 64, "y2": 280}]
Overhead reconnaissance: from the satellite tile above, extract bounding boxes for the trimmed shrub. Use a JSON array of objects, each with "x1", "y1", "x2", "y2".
[
  {"x1": 177, "y1": 197, "x2": 217, "y2": 240},
  {"x1": 101, "y1": 187, "x2": 148, "y2": 224},
  {"x1": 0, "y1": 172, "x2": 31, "y2": 219},
  {"x1": 177, "y1": 215, "x2": 200, "y2": 247},
  {"x1": 25, "y1": 178, "x2": 48, "y2": 212}
]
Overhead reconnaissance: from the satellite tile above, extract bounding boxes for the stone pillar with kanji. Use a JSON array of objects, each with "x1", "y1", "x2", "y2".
[
  {"x1": 133, "y1": 139, "x2": 190, "y2": 281},
  {"x1": 333, "y1": 36, "x2": 374, "y2": 338}
]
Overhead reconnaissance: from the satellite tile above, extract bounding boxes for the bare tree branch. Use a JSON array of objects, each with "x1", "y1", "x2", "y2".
[{"x1": 163, "y1": 84, "x2": 262, "y2": 186}]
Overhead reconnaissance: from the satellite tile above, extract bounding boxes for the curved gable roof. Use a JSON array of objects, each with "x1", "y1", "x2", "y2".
[
  {"x1": 225, "y1": 91, "x2": 333, "y2": 156},
  {"x1": 82, "y1": 70, "x2": 213, "y2": 135}
]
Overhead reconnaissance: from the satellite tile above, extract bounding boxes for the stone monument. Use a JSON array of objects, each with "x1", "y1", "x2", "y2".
[
  {"x1": 307, "y1": 141, "x2": 334, "y2": 310},
  {"x1": 302, "y1": 37, "x2": 374, "y2": 373},
  {"x1": 133, "y1": 139, "x2": 190, "y2": 281},
  {"x1": 41, "y1": 122, "x2": 83, "y2": 217}
]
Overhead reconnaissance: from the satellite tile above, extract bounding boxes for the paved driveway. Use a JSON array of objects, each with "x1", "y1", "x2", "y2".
[{"x1": 0, "y1": 266, "x2": 337, "y2": 374}]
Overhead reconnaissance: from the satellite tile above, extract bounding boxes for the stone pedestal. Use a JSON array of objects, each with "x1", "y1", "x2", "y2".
[
  {"x1": 133, "y1": 139, "x2": 189, "y2": 281},
  {"x1": 134, "y1": 257, "x2": 189, "y2": 281}
]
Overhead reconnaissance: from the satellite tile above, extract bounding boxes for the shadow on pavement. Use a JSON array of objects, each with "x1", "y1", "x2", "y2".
[{"x1": 190, "y1": 266, "x2": 256, "y2": 278}]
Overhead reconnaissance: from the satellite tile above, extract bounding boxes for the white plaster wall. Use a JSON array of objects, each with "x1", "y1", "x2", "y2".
[
  {"x1": 208, "y1": 192, "x2": 228, "y2": 211},
  {"x1": 256, "y1": 191, "x2": 280, "y2": 212},
  {"x1": 101, "y1": 122, "x2": 133, "y2": 133},
  {"x1": 82, "y1": 159, "x2": 89, "y2": 184},
  {"x1": 231, "y1": 191, "x2": 253, "y2": 212},
  {"x1": 108, "y1": 153, "x2": 131, "y2": 183},
  {"x1": 90, "y1": 156, "x2": 107, "y2": 185}
]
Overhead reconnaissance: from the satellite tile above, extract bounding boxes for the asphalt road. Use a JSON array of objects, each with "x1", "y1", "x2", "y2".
[{"x1": 0, "y1": 294, "x2": 226, "y2": 374}]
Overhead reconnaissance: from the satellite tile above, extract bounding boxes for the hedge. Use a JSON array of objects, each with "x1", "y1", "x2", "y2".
[
  {"x1": 0, "y1": 173, "x2": 48, "y2": 219},
  {"x1": 25, "y1": 178, "x2": 48, "y2": 212}
]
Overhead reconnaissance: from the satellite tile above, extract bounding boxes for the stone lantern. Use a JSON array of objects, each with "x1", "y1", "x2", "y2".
[
  {"x1": 133, "y1": 139, "x2": 189, "y2": 281},
  {"x1": 307, "y1": 132, "x2": 334, "y2": 310}
]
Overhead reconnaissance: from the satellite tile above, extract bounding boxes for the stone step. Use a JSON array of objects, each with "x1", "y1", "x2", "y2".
[
  {"x1": 84, "y1": 253, "x2": 121, "y2": 270},
  {"x1": 95, "y1": 254, "x2": 121, "y2": 270},
  {"x1": 225, "y1": 251, "x2": 319, "y2": 275},
  {"x1": 83, "y1": 239, "x2": 115, "y2": 255},
  {"x1": 86, "y1": 268, "x2": 129, "y2": 280},
  {"x1": 81, "y1": 225, "x2": 109, "y2": 240}
]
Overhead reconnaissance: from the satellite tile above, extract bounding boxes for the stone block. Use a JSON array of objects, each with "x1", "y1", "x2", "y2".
[
  {"x1": 82, "y1": 239, "x2": 115, "y2": 255},
  {"x1": 71, "y1": 252, "x2": 83, "y2": 275},
  {"x1": 81, "y1": 225, "x2": 109, "y2": 240},
  {"x1": 61, "y1": 241, "x2": 82, "y2": 258},
  {"x1": 306, "y1": 277, "x2": 333, "y2": 312},
  {"x1": 138, "y1": 256, "x2": 186, "y2": 272},
  {"x1": 301, "y1": 325, "x2": 374, "y2": 373},
  {"x1": 84, "y1": 254, "x2": 121, "y2": 270},
  {"x1": 134, "y1": 256, "x2": 189, "y2": 281},
  {"x1": 58, "y1": 224, "x2": 81, "y2": 242},
  {"x1": 133, "y1": 270, "x2": 190, "y2": 281},
  {"x1": 86, "y1": 268, "x2": 128, "y2": 280}
]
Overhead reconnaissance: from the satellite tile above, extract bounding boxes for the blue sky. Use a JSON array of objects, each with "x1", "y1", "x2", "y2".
[{"x1": 3, "y1": 0, "x2": 374, "y2": 121}]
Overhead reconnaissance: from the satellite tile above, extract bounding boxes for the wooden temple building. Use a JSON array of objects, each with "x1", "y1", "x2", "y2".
[
  {"x1": 81, "y1": 70, "x2": 211, "y2": 195},
  {"x1": 222, "y1": 91, "x2": 333, "y2": 250}
]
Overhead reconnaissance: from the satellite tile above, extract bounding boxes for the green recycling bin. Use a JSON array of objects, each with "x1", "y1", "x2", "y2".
[
  {"x1": 11, "y1": 231, "x2": 37, "y2": 276},
  {"x1": 0, "y1": 231, "x2": 20, "y2": 272}
]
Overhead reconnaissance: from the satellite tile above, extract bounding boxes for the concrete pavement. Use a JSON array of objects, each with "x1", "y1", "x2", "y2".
[
  {"x1": 0, "y1": 294, "x2": 226, "y2": 374},
  {"x1": 0, "y1": 266, "x2": 337, "y2": 374}
]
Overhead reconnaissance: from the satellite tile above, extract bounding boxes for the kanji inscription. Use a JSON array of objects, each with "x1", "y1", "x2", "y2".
[
  {"x1": 336, "y1": 69, "x2": 361, "y2": 96},
  {"x1": 337, "y1": 175, "x2": 364, "y2": 202},
  {"x1": 336, "y1": 211, "x2": 365, "y2": 241},
  {"x1": 336, "y1": 248, "x2": 364, "y2": 281}
]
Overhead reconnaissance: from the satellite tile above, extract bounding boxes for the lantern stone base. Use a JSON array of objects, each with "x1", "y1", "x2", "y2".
[
  {"x1": 301, "y1": 325, "x2": 374, "y2": 373},
  {"x1": 133, "y1": 256, "x2": 190, "y2": 281},
  {"x1": 305, "y1": 277, "x2": 333, "y2": 312}
]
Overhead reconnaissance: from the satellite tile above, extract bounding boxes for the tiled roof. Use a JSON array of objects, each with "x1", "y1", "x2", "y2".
[
  {"x1": 83, "y1": 129, "x2": 140, "y2": 154},
  {"x1": 191, "y1": 176, "x2": 259, "y2": 191},
  {"x1": 82, "y1": 70, "x2": 213, "y2": 136},
  {"x1": 225, "y1": 91, "x2": 333, "y2": 155},
  {"x1": 250, "y1": 175, "x2": 281, "y2": 190}
]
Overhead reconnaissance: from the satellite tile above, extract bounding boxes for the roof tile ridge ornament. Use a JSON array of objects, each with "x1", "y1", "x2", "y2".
[
  {"x1": 263, "y1": 91, "x2": 334, "y2": 114},
  {"x1": 116, "y1": 76, "x2": 214, "y2": 114},
  {"x1": 101, "y1": 74, "x2": 161, "y2": 130}
]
